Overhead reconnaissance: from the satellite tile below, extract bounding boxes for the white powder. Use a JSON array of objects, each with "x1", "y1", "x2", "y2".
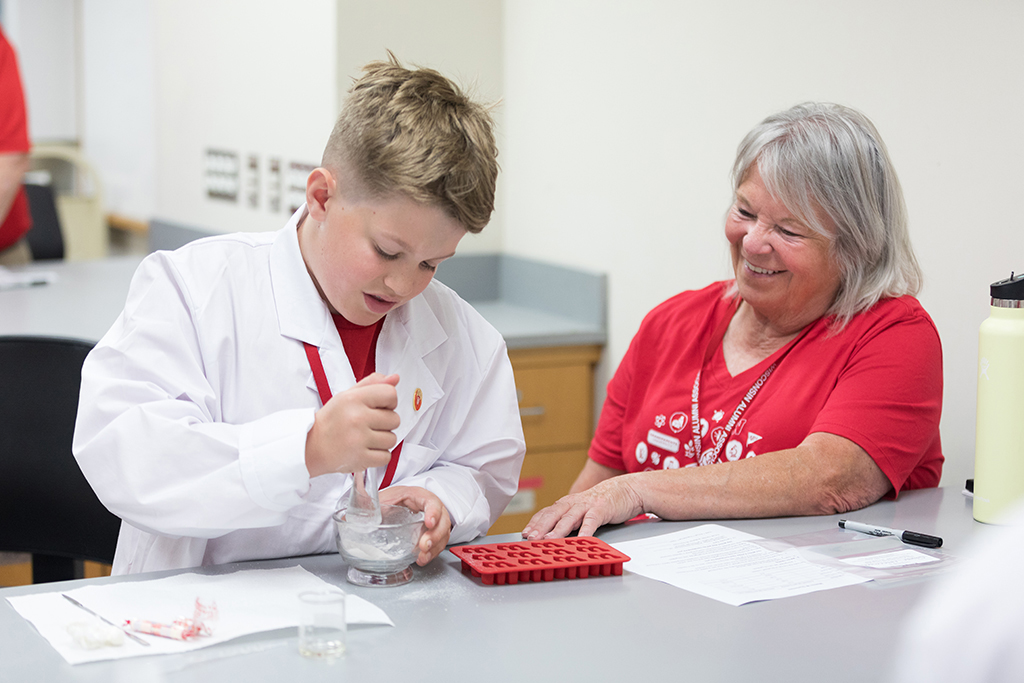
[
  {"x1": 341, "y1": 527, "x2": 412, "y2": 564},
  {"x1": 344, "y1": 540, "x2": 408, "y2": 562}
]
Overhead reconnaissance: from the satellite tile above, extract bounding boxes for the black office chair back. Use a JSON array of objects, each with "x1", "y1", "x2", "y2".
[
  {"x1": 22, "y1": 183, "x2": 65, "y2": 261},
  {"x1": 0, "y1": 336, "x2": 121, "y2": 582}
]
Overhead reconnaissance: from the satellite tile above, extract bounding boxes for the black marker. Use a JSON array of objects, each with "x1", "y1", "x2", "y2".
[{"x1": 838, "y1": 519, "x2": 943, "y2": 548}]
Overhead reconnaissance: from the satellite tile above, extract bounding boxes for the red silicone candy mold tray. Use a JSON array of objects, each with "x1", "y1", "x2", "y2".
[{"x1": 450, "y1": 537, "x2": 631, "y2": 585}]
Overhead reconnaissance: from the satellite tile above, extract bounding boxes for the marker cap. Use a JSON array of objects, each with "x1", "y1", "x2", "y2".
[{"x1": 901, "y1": 530, "x2": 942, "y2": 548}]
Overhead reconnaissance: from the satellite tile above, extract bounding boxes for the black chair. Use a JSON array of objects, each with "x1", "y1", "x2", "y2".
[
  {"x1": 0, "y1": 336, "x2": 121, "y2": 583},
  {"x1": 22, "y1": 183, "x2": 65, "y2": 261}
]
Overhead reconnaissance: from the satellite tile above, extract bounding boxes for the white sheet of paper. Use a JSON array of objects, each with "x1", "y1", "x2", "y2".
[
  {"x1": 6, "y1": 566, "x2": 392, "y2": 665},
  {"x1": 611, "y1": 524, "x2": 870, "y2": 606},
  {"x1": 839, "y1": 549, "x2": 941, "y2": 569},
  {"x1": 0, "y1": 265, "x2": 56, "y2": 290}
]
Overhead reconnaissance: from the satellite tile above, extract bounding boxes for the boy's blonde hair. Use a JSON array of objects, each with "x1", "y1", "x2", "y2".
[{"x1": 323, "y1": 53, "x2": 498, "y2": 234}]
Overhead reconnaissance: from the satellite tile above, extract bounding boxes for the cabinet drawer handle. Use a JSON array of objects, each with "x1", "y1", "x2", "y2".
[{"x1": 519, "y1": 406, "x2": 546, "y2": 417}]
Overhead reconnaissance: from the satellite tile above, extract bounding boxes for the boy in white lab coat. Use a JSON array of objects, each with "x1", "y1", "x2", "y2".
[{"x1": 73, "y1": 55, "x2": 527, "y2": 574}]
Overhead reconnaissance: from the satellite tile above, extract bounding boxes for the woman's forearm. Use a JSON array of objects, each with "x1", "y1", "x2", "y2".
[
  {"x1": 631, "y1": 432, "x2": 892, "y2": 520},
  {"x1": 524, "y1": 432, "x2": 893, "y2": 539}
]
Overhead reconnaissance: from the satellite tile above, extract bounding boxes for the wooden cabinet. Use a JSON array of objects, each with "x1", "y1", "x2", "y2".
[
  {"x1": 0, "y1": 559, "x2": 110, "y2": 587},
  {"x1": 488, "y1": 345, "x2": 603, "y2": 535}
]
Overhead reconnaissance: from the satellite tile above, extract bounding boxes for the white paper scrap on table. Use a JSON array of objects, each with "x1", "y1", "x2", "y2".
[
  {"x1": 839, "y1": 548, "x2": 941, "y2": 569},
  {"x1": 0, "y1": 265, "x2": 56, "y2": 290},
  {"x1": 6, "y1": 565, "x2": 392, "y2": 665},
  {"x1": 611, "y1": 524, "x2": 870, "y2": 606}
]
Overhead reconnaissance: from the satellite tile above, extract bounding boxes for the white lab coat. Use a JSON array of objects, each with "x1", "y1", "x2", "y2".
[{"x1": 73, "y1": 207, "x2": 526, "y2": 574}]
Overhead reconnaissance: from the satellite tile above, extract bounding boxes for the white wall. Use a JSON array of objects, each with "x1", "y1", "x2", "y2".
[
  {"x1": 152, "y1": 0, "x2": 338, "y2": 234},
  {"x1": 335, "y1": 0, "x2": 504, "y2": 253},
  {"x1": 7, "y1": 0, "x2": 506, "y2": 239},
  {"x1": 80, "y1": 0, "x2": 157, "y2": 221},
  {"x1": 501, "y1": 0, "x2": 1024, "y2": 489},
  {"x1": 147, "y1": 0, "x2": 504, "y2": 242},
  {"x1": 1, "y1": 0, "x2": 78, "y2": 142},
  {"x1": 2, "y1": 0, "x2": 157, "y2": 220}
]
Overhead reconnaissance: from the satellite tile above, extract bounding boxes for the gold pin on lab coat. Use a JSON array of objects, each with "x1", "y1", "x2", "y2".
[{"x1": 413, "y1": 387, "x2": 423, "y2": 412}]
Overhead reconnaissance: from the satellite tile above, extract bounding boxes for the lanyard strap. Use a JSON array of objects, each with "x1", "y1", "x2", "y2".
[
  {"x1": 691, "y1": 362, "x2": 776, "y2": 466},
  {"x1": 303, "y1": 342, "x2": 332, "y2": 406},
  {"x1": 302, "y1": 342, "x2": 402, "y2": 488},
  {"x1": 689, "y1": 299, "x2": 806, "y2": 467}
]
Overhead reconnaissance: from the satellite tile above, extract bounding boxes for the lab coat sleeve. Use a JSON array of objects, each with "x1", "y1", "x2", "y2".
[
  {"x1": 72, "y1": 254, "x2": 314, "y2": 539},
  {"x1": 395, "y1": 342, "x2": 526, "y2": 544}
]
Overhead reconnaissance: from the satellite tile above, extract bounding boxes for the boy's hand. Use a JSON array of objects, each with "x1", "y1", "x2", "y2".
[
  {"x1": 378, "y1": 486, "x2": 452, "y2": 566},
  {"x1": 304, "y1": 373, "x2": 400, "y2": 478}
]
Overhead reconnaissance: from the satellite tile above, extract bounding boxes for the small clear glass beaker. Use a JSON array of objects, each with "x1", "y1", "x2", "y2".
[{"x1": 297, "y1": 590, "x2": 346, "y2": 659}]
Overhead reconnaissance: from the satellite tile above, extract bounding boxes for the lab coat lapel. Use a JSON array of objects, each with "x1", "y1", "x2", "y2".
[
  {"x1": 270, "y1": 212, "x2": 445, "y2": 433},
  {"x1": 378, "y1": 295, "x2": 446, "y2": 446},
  {"x1": 269, "y1": 206, "x2": 357, "y2": 397}
]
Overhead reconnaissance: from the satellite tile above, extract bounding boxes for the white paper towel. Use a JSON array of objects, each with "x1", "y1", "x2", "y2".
[{"x1": 6, "y1": 566, "x2": 391, "y2": 665}]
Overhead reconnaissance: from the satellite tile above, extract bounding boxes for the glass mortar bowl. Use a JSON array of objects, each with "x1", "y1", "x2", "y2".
[{"x1": 333, "y1": 504, "x2": 425, "y2": 587}]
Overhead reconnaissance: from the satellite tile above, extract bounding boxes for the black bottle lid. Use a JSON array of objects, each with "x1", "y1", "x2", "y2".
[{"x1": 991, "y1": 272, "x2": 1024, "y2": 301}]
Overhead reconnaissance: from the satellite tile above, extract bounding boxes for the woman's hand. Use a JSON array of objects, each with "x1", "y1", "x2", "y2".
[
  {"x1": 379, "y1": 485, "x2": 452, "y2": 565},
  {"x1": 522, "y1": 475, "x2": 645, "y2": 540}
]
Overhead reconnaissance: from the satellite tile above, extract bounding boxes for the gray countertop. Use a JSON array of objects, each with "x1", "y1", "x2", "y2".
[
  {"x1": 471, "y1": 300, "x2": 604, "y2": 348},
  {"x1": 431, "y1": 252, "x2": 607, "y2": 349},
  {"x1": 1, "y1": 253, "x2": 607, "y2": 350},
  {"x1": 0, "y1": 256, "x2": 143, "y2": 342}
]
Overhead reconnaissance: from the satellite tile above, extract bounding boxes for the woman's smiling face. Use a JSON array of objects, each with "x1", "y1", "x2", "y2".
[{"x1": 725, "y1": 164, "x2": 842, "y2": 334}]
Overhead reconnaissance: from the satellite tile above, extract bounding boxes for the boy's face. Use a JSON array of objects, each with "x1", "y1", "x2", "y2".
[{"x1": 299, "y1": 169, "x2": 466, "y2": 326}]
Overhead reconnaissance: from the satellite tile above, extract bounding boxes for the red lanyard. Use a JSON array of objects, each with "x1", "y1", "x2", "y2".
[
  {"x1": 690, "y1": 299, "x2": 805, "y2": 466},
  {"x1": 303, "y1": 342, "x2": 402, "y2": 488}
]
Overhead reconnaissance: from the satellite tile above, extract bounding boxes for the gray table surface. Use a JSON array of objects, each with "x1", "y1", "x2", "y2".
[
  {"x1": 0, "y1": 256, "x2": 143, "y2": 342},
  {"x1": 0, "y1": 487, "x2": 980, "y2": 682}
]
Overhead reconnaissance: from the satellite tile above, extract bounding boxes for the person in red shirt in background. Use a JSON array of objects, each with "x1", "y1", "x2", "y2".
[
  {"x1": 524, "y1": 102, "x2": 943, "y2": 540},
  {"x1": 0, "y1": 24, "x2": 32, "y2": 266}
]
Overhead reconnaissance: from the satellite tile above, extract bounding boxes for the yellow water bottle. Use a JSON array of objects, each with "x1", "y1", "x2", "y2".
[{"x1": 974, "y1": 272, "x2": 1024, "y2": 523}]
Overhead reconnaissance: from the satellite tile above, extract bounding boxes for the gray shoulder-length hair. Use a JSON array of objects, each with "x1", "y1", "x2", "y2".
[{"x1": 732, "y1": 102, "x2": 923, "y2": 329}]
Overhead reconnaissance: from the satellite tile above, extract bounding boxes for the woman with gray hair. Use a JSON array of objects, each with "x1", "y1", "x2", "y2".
[{"x1": 523, "y1": 102, "x2": 942, "y2": 540}]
